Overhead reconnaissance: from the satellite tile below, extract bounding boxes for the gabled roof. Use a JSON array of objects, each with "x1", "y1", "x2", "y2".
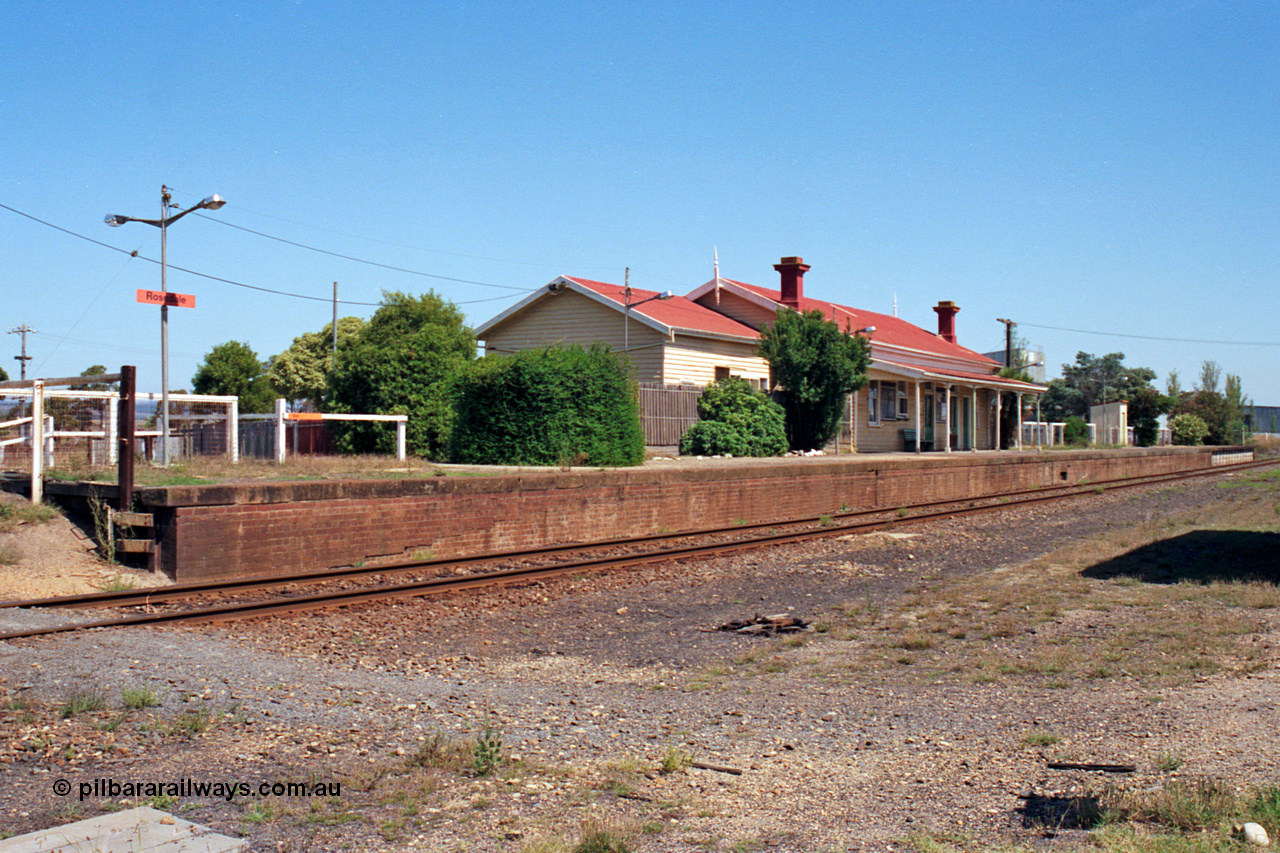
[
  {"x1": 686, "y1": 277, "x2": 1000, "y2": 369},
  {"x1": 474, "y1": 276, "x2": 761, "y2": 343}
]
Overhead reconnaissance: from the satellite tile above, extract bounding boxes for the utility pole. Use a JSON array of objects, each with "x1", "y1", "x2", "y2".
[
  {"x1": 996, "y1": 318, "x2": 1015, "y2": 370},
  {"x1": 8, "y1": 325, "x2": 34, "y2": 380}
]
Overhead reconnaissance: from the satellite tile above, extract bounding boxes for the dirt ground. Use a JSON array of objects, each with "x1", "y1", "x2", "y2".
[{"x1": 0, "y1": 467, "x2": 1277, "y2": 852}]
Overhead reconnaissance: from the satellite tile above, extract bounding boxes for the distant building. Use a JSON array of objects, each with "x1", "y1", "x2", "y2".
[
  {"x1": 982, "y1": 348, "x2": 1047, "y2": 384},
  {"x1": 476, "y1": 257, "x2": 1043, "y2": 452}
]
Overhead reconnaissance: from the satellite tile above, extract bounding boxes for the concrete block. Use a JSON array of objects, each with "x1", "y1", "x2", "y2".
[{"x1": 0, "y1": 806, "x2": 246, "y2": 853}]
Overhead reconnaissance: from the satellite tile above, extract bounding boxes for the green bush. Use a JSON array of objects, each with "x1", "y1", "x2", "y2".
[
  {"x1": 679, "y1": 420, "x2": 747, "y2": 456},
  {"x1": 448, "y1": 345, "x2": 644, "y2": 467},
  {"x1": 1063, "y1": 415, "x2": 1089, "y2": 446},
  {"x1": 1170, "y1": 412, "x2": 1209, "y2": 446},
  {"x1": 679, "y1": 377, "x2": 787, "y2": 457}
]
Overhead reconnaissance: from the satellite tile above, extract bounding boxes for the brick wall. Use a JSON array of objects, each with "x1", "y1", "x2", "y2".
[{"x1": 141, "y1": 448, "x2": 1229, "y2": 582}]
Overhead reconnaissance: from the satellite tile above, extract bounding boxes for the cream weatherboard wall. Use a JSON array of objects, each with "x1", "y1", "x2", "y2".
[
  {"x1": 480, "y1": 289, "x2": 665, "y2": 380},
  {"x1": 479, "y1": 288, "x2": 767, "y2": 386}
]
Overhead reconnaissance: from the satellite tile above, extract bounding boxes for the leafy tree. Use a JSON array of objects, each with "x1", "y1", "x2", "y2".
[
  {"x1": 1063, "y1": 415, "x2": 1089, "y2": 446},
  {"x1": 1168, "y1": 361, "x2": 1247, "y2": 445},
  {"x1": 1128, "y1": 385, "x2": 1169, "y2": 447},
  {"x1": 329, "y1": 291, "x2": 475, "y2": 458},
  {"x1": 757, "y1": 309, "x2": 870, "y2": 451},
  {"x1": 267, "y1": 316, "x2": 365, "y2": 411},
  {"x1": 70, "y1": 364, "x2": 115, "y2": 391},
  {"x1": 448, "y1": 344, "x2": 642, "y2": 466},
  {"x1": 1037, "y1": 379, "x2": 1085, "y2": 424},
  {"x1": 1170, "y1": 412, "x2": 1209, "y2": 446},
  {"x1": 192, "y1": 341, "x2": 275, "y2": 413},
  {"x1": 679, "y1": 377, "x2": 787, "y2": 457},
  {"x1": 0, "y1": 365, "x2": 7, "y2": 382}
]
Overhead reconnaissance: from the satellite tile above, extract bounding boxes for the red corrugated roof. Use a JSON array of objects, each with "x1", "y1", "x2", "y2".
[
  {"x1": 719, "y1": 279, "x2": 998, "y2": 365},
  {"x1": 565, "y1": 277, "x2": 761, "y2": 339}
]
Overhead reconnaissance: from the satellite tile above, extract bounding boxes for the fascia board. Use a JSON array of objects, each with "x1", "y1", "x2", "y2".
[
  {"x1": 687, "y1": 279, "x2": 781, "y2": 314},
  {"x1": 473, "y1": 279, "x2": 569, "y2": 337}
]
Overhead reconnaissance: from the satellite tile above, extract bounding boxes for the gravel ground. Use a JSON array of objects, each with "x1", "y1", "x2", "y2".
[{"x1": 0, "y1": 471, "x2": 1277, "y2": 852}]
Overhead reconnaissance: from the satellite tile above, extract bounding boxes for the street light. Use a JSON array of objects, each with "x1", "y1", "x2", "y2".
[
  {"x1": 105, "y1": 185, "x2": 226, "y2": 465},
  {"x1": 622, "y1": 277, "x2": 673, "y2": 353}
]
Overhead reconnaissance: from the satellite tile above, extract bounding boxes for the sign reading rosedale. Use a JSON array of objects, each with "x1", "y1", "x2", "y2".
[{"x1": 136, "y1": 289, "x2": 196, "y2": 309}]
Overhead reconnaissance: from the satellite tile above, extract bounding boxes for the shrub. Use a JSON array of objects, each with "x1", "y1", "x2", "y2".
[
  {"x1": 1063, "y1": 415, "x2": 1089, "y2": 446},
  {"x1": 679, "y1": 377, "x2": 787, "y2": 457},
  {"x1": 448, "y1": 345, "x2": 644, "y2": 467},
  {"x1": 1170, "y1": 412, "x2": 1209, "y2": 446},
  {"x1": 679, "y1": 420, "x2": 746, "y2": 456}
]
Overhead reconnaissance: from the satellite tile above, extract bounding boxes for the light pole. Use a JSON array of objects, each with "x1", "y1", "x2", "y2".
[
  {"x1": 621, "y1": 270, "x2": 673, "y2": 353},
  {"x1": 106, "y1": 186, "x2": 225, "y2": 465}
]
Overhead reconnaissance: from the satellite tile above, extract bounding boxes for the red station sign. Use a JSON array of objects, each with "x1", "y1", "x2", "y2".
[{"x1": 136, "y1": 289, "x2": 196, "y2": 309}]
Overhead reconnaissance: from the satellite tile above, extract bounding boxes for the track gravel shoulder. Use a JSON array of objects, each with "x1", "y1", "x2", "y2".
[{"x1": 1, "y1": 471, "x2": 1277, "y2": 852}]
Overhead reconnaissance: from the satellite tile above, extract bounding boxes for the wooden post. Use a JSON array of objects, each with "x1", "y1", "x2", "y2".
[{"x1": 117, "y1": 366, "x2": 136, "y2": 511}]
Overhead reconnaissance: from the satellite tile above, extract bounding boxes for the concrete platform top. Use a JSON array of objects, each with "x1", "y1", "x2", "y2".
[{"x1": 0, "y1": 807, "x2": 247, "y2": 853}]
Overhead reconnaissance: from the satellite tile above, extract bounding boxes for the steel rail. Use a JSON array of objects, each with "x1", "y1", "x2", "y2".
[
  {"x1": 5, "y1": 458, "x2": 1271, "y2": 613},
  {"x1": 0, "y1": 458, "x2": 1273, "y2": 642}
]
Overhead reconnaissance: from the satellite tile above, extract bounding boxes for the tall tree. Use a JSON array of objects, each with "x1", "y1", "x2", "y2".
[
  {"x1": 192, "y1": 342, "x2": 275, "y2": 413},
  {"x1": 328, "y1": 291, "x2": 475, "y2": 458},
  {"x1": 757, "y1": 309, "x2": 870, "y2": 451},
  {"x1": 267, "y1": 316, "x2": 366, "y2": 411}
]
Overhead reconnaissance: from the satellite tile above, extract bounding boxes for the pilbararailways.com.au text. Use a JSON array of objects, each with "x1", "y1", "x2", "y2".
[{"x1": 53, "y1": 777, "x2": 341, "y2": 802}]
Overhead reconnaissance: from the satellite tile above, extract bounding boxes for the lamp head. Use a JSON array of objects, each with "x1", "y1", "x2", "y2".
[
  {"x1": 200, "y1": 194, "x2": 226, "y2": 210},
  {"x1": 104, "y1": 214, "x2": 127, "y2": 227}
]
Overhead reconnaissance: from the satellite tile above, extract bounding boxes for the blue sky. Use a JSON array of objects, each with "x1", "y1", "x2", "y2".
[{"x1": 2, "y1": 1, "x2": 1277, "y2": 402}]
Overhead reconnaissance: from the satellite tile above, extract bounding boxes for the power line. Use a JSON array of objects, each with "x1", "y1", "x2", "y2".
[
  {"x1": 0, "y1": 201, "x2": 534, "y2": 307},
  {"x1": 194, "y1": 214, "x2": 529, "y2": 291},
  {"x1": 1018, "y1": 321, "x2": 1280, "y2": 347}
]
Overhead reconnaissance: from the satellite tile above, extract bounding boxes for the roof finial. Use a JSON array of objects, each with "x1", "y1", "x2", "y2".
[{"x1": 713, "y1": 247, "x2": 721, "y2": 305}]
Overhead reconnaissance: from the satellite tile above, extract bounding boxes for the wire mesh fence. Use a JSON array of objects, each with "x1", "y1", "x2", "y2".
[{"x1": 0, "y1": 389, "x2": 237, "y2": 475}]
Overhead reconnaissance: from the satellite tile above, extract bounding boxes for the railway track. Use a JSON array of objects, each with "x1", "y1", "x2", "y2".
[{"x1": 0, "y1": 457, "x2": 1274, "y2": 641}]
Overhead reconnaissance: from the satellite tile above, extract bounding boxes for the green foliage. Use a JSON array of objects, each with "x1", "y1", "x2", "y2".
[
  {"x1": 1063, "y1": 415, "x2": 1089, "y2": 446},
  {"x1": 1130, "y1": 386, "x2": 1171, "y2": 447},
  {"x1": 70, "y1": 365, "x2": 115, "y2": 391},
  {"x1": 1042, "y1": 352, "x2": 1160, "y2": 423},
  {"x1": 757, "y1": 309, "x2": 870, "y2": 450},
  {"x1": 448, "y1": 344, "x2": 644, "y2": 466},
  {"x1": 1170, "y1": 413, "x2": 1209, "y2": 446},
  {"x1": 679, "y1": 420, "x2": 746, "y2": 456},
  {"x1": 267, "y1": 316, "x2": 365, "y2": 411},
  {"x1": 192, "y1": 341, "x2": 275, "y2": 413},
  {"x1": 472, "y1": 714, "x2": 502, "y2": 776},
  {"x1": 1173, "y1": 365, "x2": 1252, "y2": 445},
  {"x1": 679, "y1": 377, "x2": 787, "y2": 457},
  {"x1": 329, "y1": 291, "x2": 475, "y2": 459}
]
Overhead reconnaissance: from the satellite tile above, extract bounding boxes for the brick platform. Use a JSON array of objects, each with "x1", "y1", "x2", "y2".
[{"x1": 108, "y1": 446, "x2": 1236, "y2": 583}]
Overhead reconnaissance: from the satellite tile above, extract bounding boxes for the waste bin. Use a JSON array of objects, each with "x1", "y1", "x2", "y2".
[{"x1": 901, "y1": 429, "x2": 917, "y2": 452}]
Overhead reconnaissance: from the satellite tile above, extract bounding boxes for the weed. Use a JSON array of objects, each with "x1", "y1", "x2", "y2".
[
  {"x1": 88, "y1": 493, "x2": 115, "y2": 564},
  {"x1": 96, "y1": 713, "x2": 127, "y2": 732},
  {"x1": 573, "y1": 819, "x2": 634, "y2": 853},
  {"x1": 173, "y1": 705, "x2": 212, "y2": 736},
  {"x1": 472, "y1": 712, "x2": 503, "y2": 776},
  {"x1": 145, "y1": 794, "x2": 177, "y2": 811},
  {"x1": 896, "y1": 507, "x2": 908, "y2": 518},
  {"x1": 0, "y1": 543, "x2": 21, "y2": 565},
  {"x1": 1022, "y1": 729, "x2": 1060, "y2": 747},
  {"x1": 898, "y1": 633, "x2": 934, "y2": 651},
  {"x1": 98, "y1": 574, "x2": 136, "y2": 592},
  {"x1": 818, "y1": 514, "x2": 834, "y2": 527},
  {"x1": 1155, "y1": 751, "x2": 1184, "y2": 772},
  {"x1": 242, "y1": 801, "x2": 282, "y2": 824},
  {"x1": 659, "y1": 744, "x2": 693, "y2": 776},
  {"x1": 59, "y1": 686, "x2": 106, "y2": 719},
  {"x1": 407, "y1": 730, "x2": 468, "y2": 771},
  {"x1": 410, "y1": 549, "x2": 433, "y2": 561}
]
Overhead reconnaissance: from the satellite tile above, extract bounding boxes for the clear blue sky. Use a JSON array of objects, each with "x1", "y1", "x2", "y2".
[{"x1": 2, "y1": 2, "x2": 1276, "y2": 402}]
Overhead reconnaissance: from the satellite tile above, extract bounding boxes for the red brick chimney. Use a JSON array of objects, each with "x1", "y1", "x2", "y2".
[
  {"x1": 773, "y1": 256, "x2": 810, "y2": 309},
  {"x1": 933, "y1": 300, "x2": 960, "y2": 344}
]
